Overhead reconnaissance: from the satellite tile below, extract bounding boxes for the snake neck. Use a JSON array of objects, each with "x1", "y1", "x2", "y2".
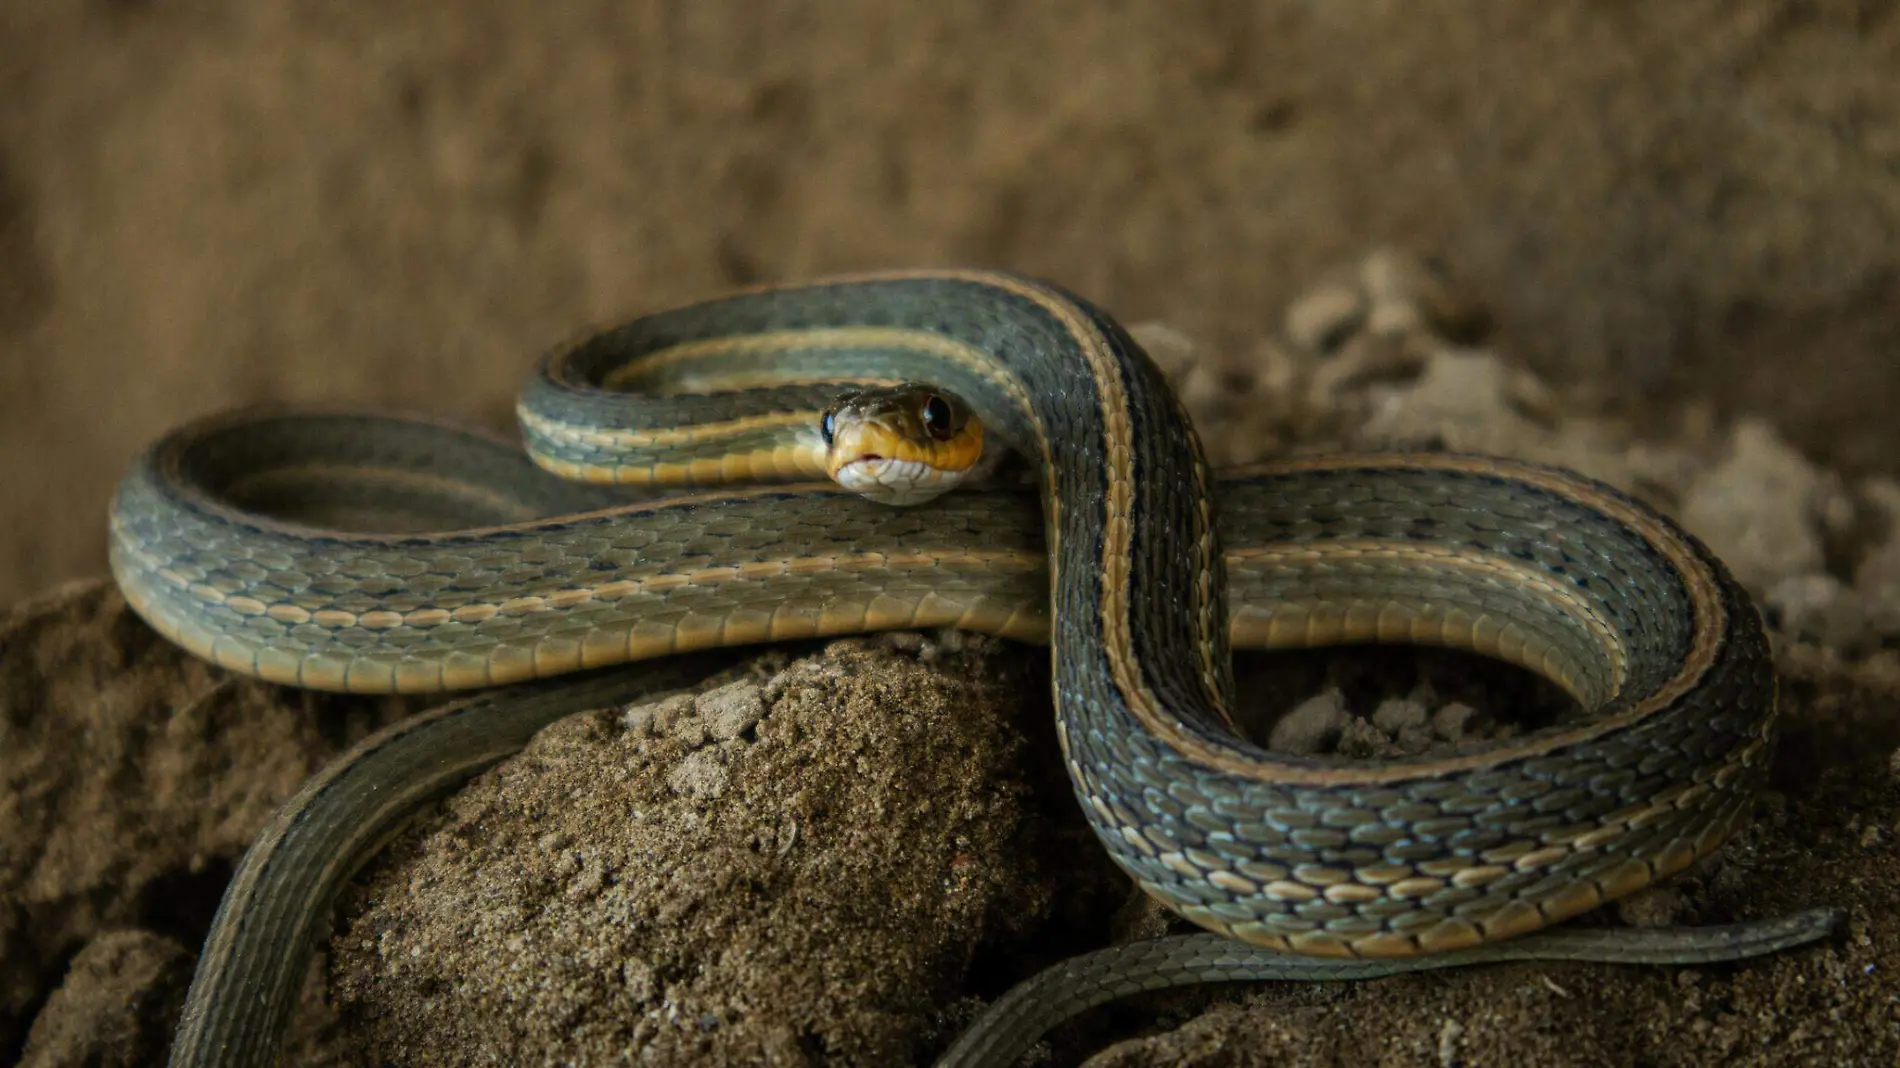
[
  {"x1": 999, "y1": 282, "x2": 1240, "y2": 746},
  {"x1": 529, "y1": 269, "x2": 1239, "y2": 749}
]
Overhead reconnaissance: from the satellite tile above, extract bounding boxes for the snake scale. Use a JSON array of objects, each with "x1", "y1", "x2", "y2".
[{"x1": 107, "y1": 270, "x2": 1840, "y2": 1066}]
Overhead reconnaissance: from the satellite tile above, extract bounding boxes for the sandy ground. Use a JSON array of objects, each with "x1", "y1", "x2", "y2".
[{"x1": 5, "y1": 2, "x2": 1900, "y2": 1066}]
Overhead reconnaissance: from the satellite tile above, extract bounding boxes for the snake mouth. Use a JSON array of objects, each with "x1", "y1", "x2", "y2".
[
  {"x1": 831, "y1": 456, "x2": 960, "y2": 506},
  {"x1": 820, "y1": 384, "x2": 987, "y2": 506}
]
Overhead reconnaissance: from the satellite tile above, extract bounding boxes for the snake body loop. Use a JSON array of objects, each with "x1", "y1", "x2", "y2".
[{"x1": 107, "y1": 271, "x2": 1834, "y2": 1067}]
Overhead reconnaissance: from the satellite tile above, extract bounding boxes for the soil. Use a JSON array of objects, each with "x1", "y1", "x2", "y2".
[{"x1": 4, "y1": 4, "x2": 1900, "y2": 1066}]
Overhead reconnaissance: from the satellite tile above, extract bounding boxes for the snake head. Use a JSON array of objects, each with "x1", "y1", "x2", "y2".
[{"x1": 819, "y1": 385, "x2": 986, "y2": 506}]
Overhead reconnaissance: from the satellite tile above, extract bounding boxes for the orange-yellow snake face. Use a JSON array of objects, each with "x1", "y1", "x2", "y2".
[{"x1": 820, "y1": 385, "x2": 987, "y2": 505}]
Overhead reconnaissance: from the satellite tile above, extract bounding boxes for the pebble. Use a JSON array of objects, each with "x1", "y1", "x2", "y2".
[
  {"x1": 667, "y1": 748, "x2": 729, "y2": 800},
  {"x1": 1680, "y1": 418, "x2": 1828, "y2": 591},
  {"x1": 698, "y1": 681, "x2": 765, "y2": 742},
  {"x1": 1372, "y1": 695, "x2": 1428, "y2": 733},
  {"x1": 1432, "y1": 702, "x2": 1484, "y2": 742},
  {"x1": 1285, "y1": 282, "x2": 1366, "y2": 352},
  {"x1": 1269, "y1": 688, "x2": 1347, "y2": 754}
]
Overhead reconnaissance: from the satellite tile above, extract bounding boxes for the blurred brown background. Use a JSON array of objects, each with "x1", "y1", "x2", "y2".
[{"x1": 3, "y1": 1, "x2": 1897, "y2": 607}]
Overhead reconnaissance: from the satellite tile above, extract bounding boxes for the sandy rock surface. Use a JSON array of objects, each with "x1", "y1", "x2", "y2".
[{"x1": 322, "y1": 639, "x2": 1074, "y2": 1066}]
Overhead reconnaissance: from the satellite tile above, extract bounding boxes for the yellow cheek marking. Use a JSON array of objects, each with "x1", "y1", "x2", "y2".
[{"x1": 824, "y1": 422, "x2": 986, "y2": 480}]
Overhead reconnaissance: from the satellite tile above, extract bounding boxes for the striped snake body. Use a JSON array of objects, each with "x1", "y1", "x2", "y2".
[{"x1": 108, "y1": 270, "x2": 1838, "y2": 1066}]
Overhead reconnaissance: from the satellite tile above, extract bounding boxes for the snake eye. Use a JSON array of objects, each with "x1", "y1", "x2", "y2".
[
  {"x1": 820, "y1": 409, "x2": 837, "y2": 447},
  {"x1": 920, "y1": 395, "x2": 954, "y2": 441}
]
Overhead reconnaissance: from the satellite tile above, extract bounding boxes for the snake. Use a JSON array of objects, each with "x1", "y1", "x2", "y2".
[{"x1": 106, "y1": 269, "x2": 1841, "y2": 1067}]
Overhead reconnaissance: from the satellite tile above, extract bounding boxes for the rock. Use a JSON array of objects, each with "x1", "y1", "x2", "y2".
[
  {"x1": 16, "y1": 931, "x2": 191, "y2": 1068},
  {"x1": 1268, "y1": 688, "x2": 1347, "y2": 755},
  {"x1": 324, "y1": 639, "x2": 1065, "y2": 1066},
  {"x1": 1680, "y1": 419, "x2": 1830, "y2": 592}
]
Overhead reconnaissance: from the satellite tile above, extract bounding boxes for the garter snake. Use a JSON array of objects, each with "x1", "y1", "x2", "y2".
[{"x1": 107, "y1": 270, "x2": 1839, "y2": 1067}]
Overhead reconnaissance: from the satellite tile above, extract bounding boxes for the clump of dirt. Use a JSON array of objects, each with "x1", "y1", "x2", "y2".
[
  {"x1": 15, "y1": 931, "x2": 189, "y2": 1068},
  {"x1": 324, "y1": 637, "x2": 1079, "y2": 1066}
]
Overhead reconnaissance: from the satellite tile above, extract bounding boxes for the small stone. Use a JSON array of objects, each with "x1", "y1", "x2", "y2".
[
  {"x1": 1366, "y1": 298, "x2": 1425, "y2": 338},
  {"x1": 1436, "y1": 1016, "x2": 1466, "y2": 1068},
  {"x1": 1129, "y1": 321, "x2": 1200, "y2": 379},
  {"x1": 1251, "y1": 337, "x2": 1301, "y2": 401},
  {"x1": 1854, "y1": 532, "x2": 1900, "y2": 640},
  {"x1": 1360, "y1": 250, "x2": 1421, "y2": 302},
  {"x1": 1372, "y1": 696, "x2": 1428, "y2": 733},
  {"x1": 880, "y1": 631, "x2": 925, "y2": 652},
  {"x1": 567, "y1": 859, "x2": 606, "y2": 898},
  {"x1": 1285, "y1": 282, "x2": 1366, "y2": 352},
  {"x1": 1615, "y1": 885, "x2": 1689, "y2": 928},
  {"x1": 1680, "y1": 419, "x2": 1829, "y2": 591},
  {"x1": 16, "y1": 930, "x2": 191, "y2": 1068},
  {"x1": 1360, "y1": 248, "x2": 1474, "y2": 337},
  {"x1": 1395, "y1": 723, "x2": 1437, "y2": 754},
  {"x1": 1179, "y1": 362, "x2": 1235, "y2": 412},
  {"x1": 1818, "y1": 481, "x2": 1858, "y2": 536},
  {"x1": 620, "y1": 705, "x2": 657, "y2": 735},
  {"x1": 667, "y1": 748, "x2": 729, "y2": 800},
  {"x1": 1269, "y1": 688, "x2": 1347, "y2": 755},
  {"x1": 697, "y1": 681, "x2": 764, "y2": 742},
  {"x1": 1432, "y1": 702, "x2": 1485, "y2": 742},
  {"x1": 1358, "y1": 349, "x2": 1522, "y2": 452},
  {"x1": 1860, "y1": 476, "x2": 1900, "y2": 524},
  {"x1": 1337, "y1": 716, "x2": 1404, "y2": 759},
  {"x1": 1764, "y1": 573, "x2": 1871, "y2": 649},
  {"x1": 648, "y1": 693, "x2": 697, "y2": 731}
]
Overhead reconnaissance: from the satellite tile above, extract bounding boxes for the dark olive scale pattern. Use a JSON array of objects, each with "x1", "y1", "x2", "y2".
[
  {"x1": 122, "y1": 277, "x2": 1774, "y2": 954},
  {"x1": 114, "y1": 272, "x2": 1801, "y2": 1068},
  {"x1": 540, "y1": 275, "x2": 1775, "y2": 954},
  {"x1": 111, "y1": 412, "x2": 1056, "y2": 691},
  {"x1": 1081, "y1": 463, "x2": 1770, "y2": 949}
]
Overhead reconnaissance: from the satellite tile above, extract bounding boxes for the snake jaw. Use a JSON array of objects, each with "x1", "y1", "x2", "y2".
[{"x1": 830, "y1": 455, "x2": 963, "y2": 505}]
